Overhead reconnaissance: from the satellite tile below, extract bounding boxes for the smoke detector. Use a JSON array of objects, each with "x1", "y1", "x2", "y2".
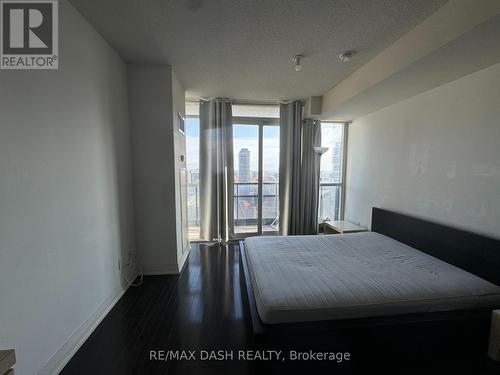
[
  {"x1": 291, "y1": 55, "x2": 304, "y2": 72},
  {"x1": 339, "y1": 50, "x2": 355, "y2": 63}
]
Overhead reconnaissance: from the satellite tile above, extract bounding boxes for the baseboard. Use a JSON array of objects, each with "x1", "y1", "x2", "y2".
[
  {"x1": 178, "y1": 246, "x2": 191, "y2": 274},
  {"x1": 36, "y1": 280, "x2": 133, "y2": 375}
]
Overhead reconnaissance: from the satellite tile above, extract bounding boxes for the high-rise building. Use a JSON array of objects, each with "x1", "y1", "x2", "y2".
[
  {"x1": 239, "y1": 148, "x2": 251, "y2": 182},
  {"x1": 332, "y1": 141, "x2": 342, "y2": 182}
]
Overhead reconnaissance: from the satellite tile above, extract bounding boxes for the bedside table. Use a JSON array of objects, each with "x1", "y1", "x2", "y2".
[
  {"x1": 323, "y1": 220, "x2": 367, "y2": 234},
  {"x1": 0, "y1": 350, "x2": 15, "y2": 375}
]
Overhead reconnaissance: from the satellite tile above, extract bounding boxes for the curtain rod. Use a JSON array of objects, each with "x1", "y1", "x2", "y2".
[{"x1": 185, "y1": 97, "x2": 301, "y2": 106}]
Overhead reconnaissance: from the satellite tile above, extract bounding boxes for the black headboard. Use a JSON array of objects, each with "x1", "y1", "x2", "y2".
[{"x1": 371, "y1": 207, "x2": 500, "y2": 287}]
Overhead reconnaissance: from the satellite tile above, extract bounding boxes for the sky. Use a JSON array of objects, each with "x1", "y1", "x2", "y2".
[
  {"x1": 232, "y1": 124, "x2": 279, "y2": 172},
  {"x1": 185, "y1": 118, "x2": 342, "y2": 173}
]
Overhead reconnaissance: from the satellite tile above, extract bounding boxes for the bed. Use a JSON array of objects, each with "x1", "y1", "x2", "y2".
[
  {"x1": 239, "y1": 208, "x2": 500, "y2": 338},
  {"x1": 244, "y1": 232, "x2": 500, "y2": 325}
]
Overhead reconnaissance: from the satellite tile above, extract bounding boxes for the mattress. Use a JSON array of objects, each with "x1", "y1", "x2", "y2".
[{"x1": 244, "y1": 232, "x2": 500, "y2": 324}]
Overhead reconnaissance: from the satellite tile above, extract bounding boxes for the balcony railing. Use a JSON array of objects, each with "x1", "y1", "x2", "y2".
[
  {"x1": 318, "y1": 183, "x2": 342, "y2": 221},
  {"x1": 187, "y1": 182, "x2": 280, "y2": 226},
  {"x1": 187, "y1": 181, "x2": 341, "y2": 227}
]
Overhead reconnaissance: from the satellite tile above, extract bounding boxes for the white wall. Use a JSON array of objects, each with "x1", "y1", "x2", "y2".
[
  {"x1": 0, "y1": 1, "x2": 135, "y2": 374},
  {"x1": 128, "y1": 65, "x2": 187, "y2": 274},
  {"x1": 345, "y1": 62, "x2": 500, "y2": 239}
]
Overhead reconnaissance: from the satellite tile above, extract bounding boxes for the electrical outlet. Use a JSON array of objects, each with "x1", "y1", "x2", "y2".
[{"x1": 126, "y1": 251, "x2": 137, "y2": 268}]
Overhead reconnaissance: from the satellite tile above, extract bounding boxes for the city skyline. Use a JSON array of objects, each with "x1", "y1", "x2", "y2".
[
  {"x1": 185, "y1": 119, "x2": 281, "y2": 172},
  {"x1": 186, "y1": 118, "x2": 342, "y2": 175}
]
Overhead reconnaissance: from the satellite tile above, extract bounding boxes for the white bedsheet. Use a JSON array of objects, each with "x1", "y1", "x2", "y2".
[{"x1": 244, "y1": 232, "x2": 500, "y2": 324}]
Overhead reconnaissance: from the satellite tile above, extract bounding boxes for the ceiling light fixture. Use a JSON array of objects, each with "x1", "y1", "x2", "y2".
[
  {"x1": 291, "y1": 55, "x2": 304, "y2": 72},
  {"x1": 339, "y1": 50, "x2": 355, "y2": 63}
]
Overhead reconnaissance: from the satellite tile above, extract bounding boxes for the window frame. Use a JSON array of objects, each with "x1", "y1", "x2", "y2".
[
  {"x1": 232, "y1": 116, "x2": 280, "y2": 239},
  {"x1": 319, "y1": 121, "x2": 348, "y2": 221},
  {"x1": 184, "y1": 115, "x2": 203, "y2": 242},
  {"x1": 186, "y1": 115, "x2": 349, "y2": 236}
]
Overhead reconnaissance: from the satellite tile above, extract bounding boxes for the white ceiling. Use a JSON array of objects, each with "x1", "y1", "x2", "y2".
[{"x1": 68, "y1": 0, "x2": 446, "y2": 101}]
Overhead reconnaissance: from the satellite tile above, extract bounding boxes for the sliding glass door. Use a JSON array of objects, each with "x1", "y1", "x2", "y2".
[
  {"x1": 232, "y1": 118, "x2": 279, "y2": 237},
  {"x1": 233, "y1": 123, "x2": 259, "y2": 234}
]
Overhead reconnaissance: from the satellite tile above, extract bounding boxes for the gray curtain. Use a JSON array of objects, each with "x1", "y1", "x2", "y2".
[
  {"x1": 279, "y1": 101, "x2": 322, "y2": 235},
  {"x1": 299, "y1": 119, "x2": 321, "y2": 235},
  {"x1": 199, "y1": 99, "x2": 234, "y2": 242},
  {"x1": 279, "y1": 101, "x2": 302, "y2": 235}
]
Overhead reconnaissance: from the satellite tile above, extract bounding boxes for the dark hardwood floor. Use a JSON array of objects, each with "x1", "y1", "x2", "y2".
[{"x1": 61, "y1": 243, "x2": 500, "y2": 375}]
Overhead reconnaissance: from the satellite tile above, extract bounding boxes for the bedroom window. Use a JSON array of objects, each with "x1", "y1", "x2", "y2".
[
  {"x1": 319, "y1": 122, "x2": 346, "y2": 222},
  {"x1": 185, "y1": 102, "x2": 201, "y2": 241},
  {"x1": 186, "y1": 102, "x2": 280, "y2": 241}
]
